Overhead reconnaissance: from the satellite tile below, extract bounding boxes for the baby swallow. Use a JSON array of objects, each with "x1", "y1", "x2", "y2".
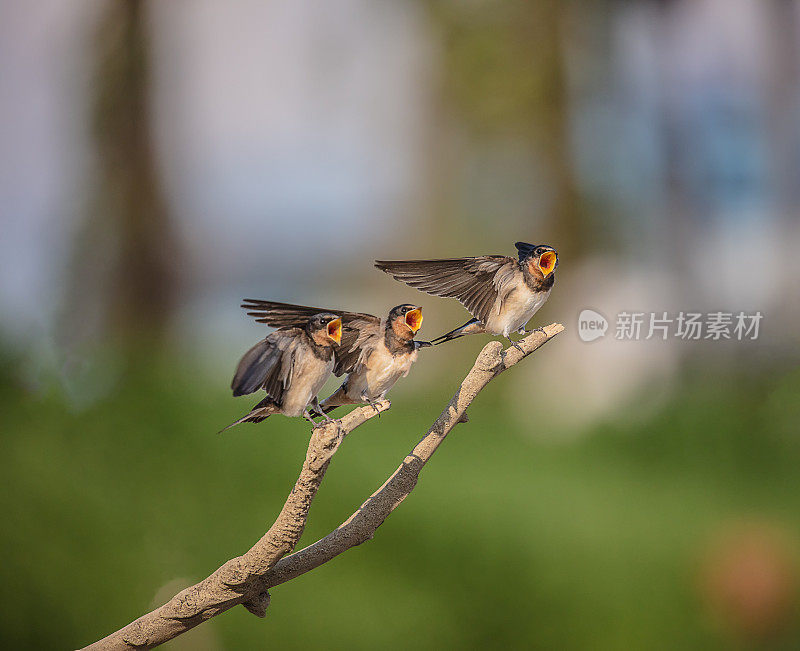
[
  {"x1": 240, "y1": 300, "x2": 429, "y2": 415},
  {"x1": 375, "y1": 242, "x2": 558, "y2": 350},
  {"x1": 221, "y1": 312, "x2": 342, "y2": 432}
]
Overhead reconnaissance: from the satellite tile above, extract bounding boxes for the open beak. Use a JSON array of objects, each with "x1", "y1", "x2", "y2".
[
  {"x1": 405, "y1": 308, "x2": 423, "y2": 333},
  {"x1": 327, "y1": 318, "x2": 342, "y2": 344},
  {"x1": 538, "y1": 251, "x2": 557, "y2": 277}
]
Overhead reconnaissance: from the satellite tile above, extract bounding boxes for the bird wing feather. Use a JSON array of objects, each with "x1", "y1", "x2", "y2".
[
  {"x1": 332, "y1": 317, "x2": 381, "y2": 376},
  {"x1": 240, "y1": 299, "x2": 381, "y2": 377},
  {"x1": 231, "y1": 328, "x2": 300, "y2": 402},
  {"x1": 374, "y1": 256, "x2": 519, "y2": 324}
]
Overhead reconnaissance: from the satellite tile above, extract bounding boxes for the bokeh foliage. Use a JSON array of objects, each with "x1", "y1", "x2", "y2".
[{"x1": 2, "y1": 354, "x2": 798, "y2": 650}]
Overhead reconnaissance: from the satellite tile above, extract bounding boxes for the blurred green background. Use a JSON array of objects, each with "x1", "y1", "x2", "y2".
[{"x1": 2, "y1": 1, "x2": 800, "y2": 649}]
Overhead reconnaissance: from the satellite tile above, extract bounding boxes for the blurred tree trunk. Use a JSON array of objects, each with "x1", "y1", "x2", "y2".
[
  {"x1": 422, "y1": 0, "x2": 586, "y2": 257},
  {"x1": 64, "y1": 0, "x2": 180, "y2": 359},
  {"x1": 763, "y1": 0, "x2": 800, "y2": 215},
  {"x1": 528, "y1": 0, "x2": 584, "y2": 257}
]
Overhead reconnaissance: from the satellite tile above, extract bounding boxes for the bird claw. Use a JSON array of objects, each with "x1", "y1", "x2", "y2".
[
  {"x1": 361, "y1": 393, "x2": 382, "y2": 416},
  {"x1": 306, "y1": 408, "x2": 342, "y2": 434},
  {"x1": 517, "y1": 325, "x2": 546, "y2": 337},
  {"x1": 309, "y1": 398, "x2": 334, "y2": 423},
  {"x1": 506, "y1": 338, "x2": 525, "y2": 353}
]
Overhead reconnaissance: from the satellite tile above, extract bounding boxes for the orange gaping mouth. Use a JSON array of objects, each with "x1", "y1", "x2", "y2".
[
  {"x1": 538, "y1": 251, "x2": 557, "y2": 276},
  {"x1": 327, "y1": 318, "x2": 342, "y2": 344},
  {"x1": 405, "y1": 308, "x2": 423, "y2": 333}
]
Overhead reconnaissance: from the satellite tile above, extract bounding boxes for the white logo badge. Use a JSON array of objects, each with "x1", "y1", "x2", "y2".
[{"x1": 578, "y1": 309, "x2": 608, "y2": 342}]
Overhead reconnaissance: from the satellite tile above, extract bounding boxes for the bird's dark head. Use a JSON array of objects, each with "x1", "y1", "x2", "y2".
[
  {"x1": 388, "y1": 304, "x2": 423, "y2": 339},
  {"x1": 516, "y1": 242, "x2": 558, "y2": 279},
  {"x1": 306, "y1": 312, "x2": 342, "y2": 346}
]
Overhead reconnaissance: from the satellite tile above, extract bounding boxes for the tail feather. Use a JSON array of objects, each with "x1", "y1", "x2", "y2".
[
  {"x1": 431, "y1": 318, "x2": 482, "y2": 345},
  {"x1": 219, "y1": 398, "x2": 279, "y2": 433}
]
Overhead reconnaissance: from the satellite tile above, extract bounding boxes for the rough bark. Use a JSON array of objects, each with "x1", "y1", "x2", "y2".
[
  {"x1": 84, "y1": 403, "x2": 390, "y2": 649},
  {"x1": 82, "y1": 323, "x2": 564, "y2": 650}
]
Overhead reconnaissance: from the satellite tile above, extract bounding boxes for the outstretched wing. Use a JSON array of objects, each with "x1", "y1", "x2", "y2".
[
  {"x1": 374, "y1": 256, "x2": 519, "y2": 324},
  {"x1": 231, "y1": 328, "x2": 300, "y2": 402},
  {"x1": 240, "y1": 299, "x2": 381, "y2": 377}
]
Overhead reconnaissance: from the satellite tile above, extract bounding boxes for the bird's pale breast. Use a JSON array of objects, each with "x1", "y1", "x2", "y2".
[
  {"x1": 281, "y1": 350, "x2": 334, "y2": 417},
  {"x1": 485, "y1": 285, "x2": 550, "y2": 336},
  {"x1": 347, "y1": 344, "x2": 417, "y2": 400}
]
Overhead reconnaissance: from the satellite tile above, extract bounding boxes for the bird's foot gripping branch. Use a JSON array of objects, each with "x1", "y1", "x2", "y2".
[{"x1": 82, "y1": 324, "x2": 563, "y2": 650}]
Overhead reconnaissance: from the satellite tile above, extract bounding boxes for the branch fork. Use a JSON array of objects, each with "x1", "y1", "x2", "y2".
[{"x1": 82, "y1": 324, "x2": 563, "y2": 650}]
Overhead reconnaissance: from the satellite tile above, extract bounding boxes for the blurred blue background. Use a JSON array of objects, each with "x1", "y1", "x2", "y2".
[{"x1": 1, "y1": 1, "x2": 799, "y2": 649}]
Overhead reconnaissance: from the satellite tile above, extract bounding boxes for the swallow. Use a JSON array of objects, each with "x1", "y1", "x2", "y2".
[
  {"x1": 239, "y1": 300, "x2": 429, "y2": 415},
  {"x1": 374, "y1": 242, "x2": 558, "y2": 350},
  {"x1": 221, "y1": 312, "x2": 342, "y2": 432}
]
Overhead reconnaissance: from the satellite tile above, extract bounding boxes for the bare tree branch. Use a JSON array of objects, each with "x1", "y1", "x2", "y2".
[
  {"x1": 82, "y1": 323, "x2": 564, "y2": 650},
  {"x1": 83, "y1": 402, "x2": 390, "y2": 650},
  {"x1": 256, "y1": 323, "x2": 564, "y2": 590}
]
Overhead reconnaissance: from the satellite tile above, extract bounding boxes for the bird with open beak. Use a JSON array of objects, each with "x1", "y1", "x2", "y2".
[
  {"x1": 239, "y1": 300, "x2": 429, "y2": 415},
  {"x1": 375, "y1": 242, "x2": 558, "y2": 351},
  {"x1": 221, "y1": 312, "x2": 342, "y2": 432}
]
